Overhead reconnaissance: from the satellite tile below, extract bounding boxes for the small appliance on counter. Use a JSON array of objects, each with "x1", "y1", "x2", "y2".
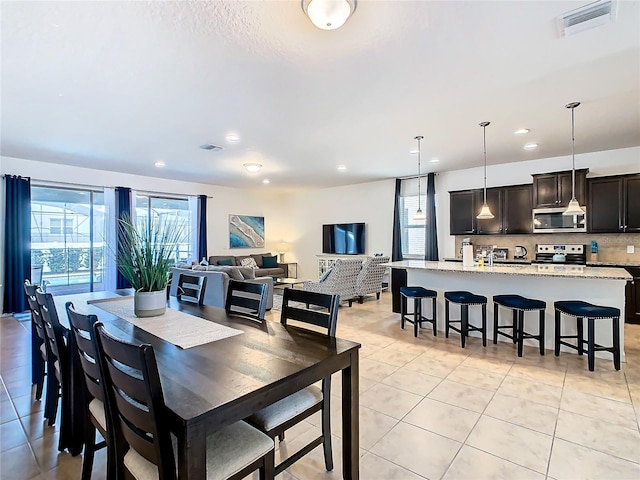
[
  {"x1": 514, "y1": 245, "x2": 528, "y2": 259},
  {"x1": 462, "y1": 238, "x2": 474, "y2": 267},
  {"x1": 533, "y1": 244, "x2": 587, "y2": 265}
]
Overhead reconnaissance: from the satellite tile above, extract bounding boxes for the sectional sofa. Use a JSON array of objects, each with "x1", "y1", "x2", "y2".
[{"x1": 208, "y1": 252, "x2": 286, "y2": 278}]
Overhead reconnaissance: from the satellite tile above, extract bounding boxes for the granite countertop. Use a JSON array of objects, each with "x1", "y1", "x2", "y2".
[
  {"x1": 586, "y1": 261, "x2": 640, "y2": 268},
  {"x1": 443, "y1": 257, "x2": 532, "y2": 264},
  {"x1": 383, "y1": 260, "x2": 632, "y2": 280}
]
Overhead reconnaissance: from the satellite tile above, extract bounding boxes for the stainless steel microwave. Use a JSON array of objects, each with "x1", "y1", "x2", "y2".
[{"x1": 532, "y1": 207, "x2": 587, "y2": 233}]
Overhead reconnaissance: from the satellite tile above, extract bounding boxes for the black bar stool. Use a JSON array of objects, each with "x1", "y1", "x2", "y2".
[
  {"x1": 493, "y1": 294, "x2": 546, "y2": 357},
  {"x1": 400, "y1": 286, "x2": 437, "y2": 337},
  {"x1": 554, "y1": 300, "x2": 621, "y2": 371},
  {"x1": 444, "y1": 291, "x2": 487, "y2": 348}
]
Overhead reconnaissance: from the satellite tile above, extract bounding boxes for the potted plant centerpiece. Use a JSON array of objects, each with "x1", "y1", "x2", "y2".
[{"x1": 116, "y1": 215, "x2": 184, "y2": 317}]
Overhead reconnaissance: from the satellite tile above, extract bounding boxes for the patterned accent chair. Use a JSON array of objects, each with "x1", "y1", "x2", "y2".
[
  {"x1": 355, "y1": 256, "x2": 390, "y2": 303},
  {"x1": 303, "y1": 258, "x2": 363, "y2": 307}
]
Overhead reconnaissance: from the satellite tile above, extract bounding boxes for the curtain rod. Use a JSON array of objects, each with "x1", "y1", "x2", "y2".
[
  {"x1": 1, "y1": 175, "x2": 213, "y2": 198},
  {"x1": 397, "y1": 172, "x2": 440, "y2": 181}
]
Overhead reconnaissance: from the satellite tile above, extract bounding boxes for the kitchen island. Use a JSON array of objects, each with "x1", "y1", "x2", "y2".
[{"x1": 385, "y1": 261, "x2": 631, "y2": 361}]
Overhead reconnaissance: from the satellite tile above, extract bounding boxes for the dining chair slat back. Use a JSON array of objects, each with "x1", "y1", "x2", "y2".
[
  {"x1": 35, "y1": 289, "x2": 65, "y2": 380},
  {"x1": 226, "y1": 279, "x2": 268, "y2": 321},
  {"x1": 94, "y1": 322, "x2": 177, "y2": 480},
  {"x1": 65, "y1": 302, "x2": 113, "y2": 480},
  {"x1": 24, "y1": 280, "x2": 47, "y2": 401},
  {"x1": 177, "y1": 273, "x2": 207, "y2": 305},
  {"x1": 280, "y1": 289, "x2": 340, "y2": 337}
]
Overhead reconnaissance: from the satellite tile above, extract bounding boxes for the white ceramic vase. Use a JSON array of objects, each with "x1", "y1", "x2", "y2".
[{"x1": 134, "y1": 290, "x2": 166, "y2": 318}]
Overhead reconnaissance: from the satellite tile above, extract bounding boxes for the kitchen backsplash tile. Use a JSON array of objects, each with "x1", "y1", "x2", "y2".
[{"x1": 454, "y1": 233, "x2": 640, "y2": 265}]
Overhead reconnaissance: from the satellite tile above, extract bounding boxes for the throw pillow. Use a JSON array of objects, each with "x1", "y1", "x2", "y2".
[
  {"x1": 217, "y1": 258, "x2": 234, "y2": 266},
  {"x1": 262, "y1": 255, "x2": 278, "y2": 268},
  {"x1": 240, "y1": 257, "x2": 259, "y2": 269},
  {"x1": 319, "y1": 268, "x2": 332, "y2": 282},
  {"x1": 237, "y1": 267, "x2": 256, "y2": 279}
]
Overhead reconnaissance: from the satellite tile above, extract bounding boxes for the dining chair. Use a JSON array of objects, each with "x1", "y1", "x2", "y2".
[
  {"x1": 93, "y1": 322, "x2": 275, "y2": 480},
  {"x1": 247, "y1": 288, "x2": 340, "y2": 475},
  {"x1": 23, "y1": 280, "x2": 47, "y2": 401},
  {"x1": 65, "y1": 302, "x2": 114, "y2": 480},
  {"x1": 176, "y1": 273, "x2": 207, "y2": 305},
  {"x1": 34, "y1": 288, "x2": 67, "y2": 428},
  {"x1": 225, "y1": 279, "x2": 268, "y2": 321}
]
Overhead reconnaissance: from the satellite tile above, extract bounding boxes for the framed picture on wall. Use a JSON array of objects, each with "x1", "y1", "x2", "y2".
[{"x1": 229, "y1": 215, "x2": 265, "y2": 248}]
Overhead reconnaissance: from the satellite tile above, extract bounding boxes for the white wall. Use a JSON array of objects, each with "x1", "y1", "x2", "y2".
[
  {"x1": 436, "y1": 146, "x2": 640, "y2": 259},
  {"x1": 0, "y1": 157, "x2": 290, "y2": 281},
  {"x1": 284, "y1": 179, "x2": 396, "y2": 279}
]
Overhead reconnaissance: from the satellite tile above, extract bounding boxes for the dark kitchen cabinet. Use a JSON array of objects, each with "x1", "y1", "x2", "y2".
[
  {"x1": 532, "y1": 169, "x2": 587, "y2": 208},
  {"x1": 503, "y1": 184, "x2": 533, "y2": 234},
  {"x1": 450, "y1": 184, "x2": 532, "y2": 235},
  {"x1": 450, "y1": 190, "x2": 477, "y2": 235},
  {"x1": 588, "y1": 173, "x2": 640, "y2": 233}
]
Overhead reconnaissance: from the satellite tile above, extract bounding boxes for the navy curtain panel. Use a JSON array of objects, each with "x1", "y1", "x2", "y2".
[
  {"x1": 197, "y1": 195, "x2": 208, "y2": 261},
  {"x1": 391, "y1": 178, "x2": 403, "y2": 261},
  {"x1": 425, "y1": 172, "x2": 439, "y2": 261},
  {"x1": 3, "y1": 175, "x2": 31, "y2": 313},
  {"x1": 115, "y1": 186, "x2": 132, "y2": 289}
]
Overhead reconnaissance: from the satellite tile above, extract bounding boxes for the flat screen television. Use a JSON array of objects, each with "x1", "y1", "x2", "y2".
[{"x1": 322, "y1": 223, "x2": 365, "y2": 255}]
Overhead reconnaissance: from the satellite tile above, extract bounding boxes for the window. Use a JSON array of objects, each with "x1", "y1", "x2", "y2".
[
  {"x1": 31, "y1": 186, "x2": 106, "y2": 293},
  {"x1": 134, "y1": 194, "x2": 192, "y2": 263},
  {"x1": 49, "y1": 218, "x2": 73, "y2": 235},
  {"x1": 400, "y1": 195, "x2": 426, "y2": 258}
]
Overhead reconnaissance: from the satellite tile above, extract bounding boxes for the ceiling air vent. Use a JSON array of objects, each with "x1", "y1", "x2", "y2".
[
  {"x1": 199, "y1": 144, "x2": 223, "y2": 151},
  {"x1": 557, "y1": 0, "x2": 617, "y2": 37}
]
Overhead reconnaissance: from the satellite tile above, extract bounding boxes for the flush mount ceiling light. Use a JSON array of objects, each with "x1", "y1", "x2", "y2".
[
  {"x1": 523, "y1": 143, "x2": 539, "y2": 150},
  {"x1": 243, "y1": 163, "x2": 262, "y2": 173},
  {"x1": 413, "y1": 135, "x2": 426, "y2": 222},
  {"x1": 225, "y1": 133, "x2": 240, "y2": 142},
  {"x1": 262, "y1": 179, "x2": 270, "y2": 184},
  {"x1": 514, "y1": 129, "x2": 530, "y2": 135},
  {"x1": 477, "y1": 121, "x2": 495, "y2": 220},
  {"x1": 337, "y1": 165, "x2": 347, "y2": 171},
  {"x1": 154, "y1": 161, "x2": 165, "y2": 168},
  {"x1": 302, "y1": 0, "x2": 356, "y2": 30},
  {"x1": 564, "y1": 101, "x2": 585, "y2": 216}
]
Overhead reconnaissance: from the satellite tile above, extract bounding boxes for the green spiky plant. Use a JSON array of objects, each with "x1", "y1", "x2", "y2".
[{"x1": 116, "y1": 214, "x2": 185, "y2": 292}]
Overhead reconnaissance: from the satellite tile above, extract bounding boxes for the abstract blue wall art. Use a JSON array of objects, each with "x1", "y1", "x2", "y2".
[{"x1": 229, "y1": 215, "x2": 265, "y2": 248}]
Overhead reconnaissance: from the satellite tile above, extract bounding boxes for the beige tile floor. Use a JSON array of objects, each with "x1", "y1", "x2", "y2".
[{"x1": 1, "y1": 292, "x2": 640, "y2": 479}]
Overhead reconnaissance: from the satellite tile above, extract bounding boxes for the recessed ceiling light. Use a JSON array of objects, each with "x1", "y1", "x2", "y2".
[
  {"x1": 409, "y1": 150, "x2": 419, "y2": 155},
  {"x1": 243, "y1": 163, "x2": 262, "y2": 173},
  {"x1": 514, "y1": 129, "x2": 530, "y2": 135},
  {"x1": 523, "y1": 143, "x2": 538, "y2": 150},
  {"x1": 262, "y1": 179, "x2": 270, "y2": 184},
  {"x1": 226, "y1": 133, "x2": 240, "y2": 142},
  {"x1": 430, "y1": 158, "x2": 440, "y2": 163},
  {"x1": 337, "y1": 165, "x2": 347, "y2": 171},
  {"x1": 154, "y1": 161, "x2": 165, "y2": 168}
]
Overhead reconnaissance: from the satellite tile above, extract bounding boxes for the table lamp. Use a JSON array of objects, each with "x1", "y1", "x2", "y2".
[{"x1": 276, "y1": 242, "x2": 290, "y2": 263}]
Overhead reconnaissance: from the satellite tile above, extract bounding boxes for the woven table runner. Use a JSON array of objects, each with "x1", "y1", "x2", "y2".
[{"x1": 89, "y1": 296, "x2": 243, "y2": 349}]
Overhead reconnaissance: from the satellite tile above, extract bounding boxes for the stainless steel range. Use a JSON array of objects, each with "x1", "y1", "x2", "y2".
[{"x1": 534, "y1": 244, "x2": 587, "y2": 265}]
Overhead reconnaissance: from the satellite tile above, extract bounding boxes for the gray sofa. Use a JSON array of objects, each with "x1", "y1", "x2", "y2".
[
  {"x1": 169, "y1": 267, "x2": 274, "y2": 310},
  {"x1": 208, "y1": 252, "x2": 286, "y2": 278}
]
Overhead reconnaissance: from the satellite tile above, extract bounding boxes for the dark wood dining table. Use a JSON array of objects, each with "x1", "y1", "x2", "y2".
[{"x1": 54, "y1": 291, "x2": 361, "y2": 479}]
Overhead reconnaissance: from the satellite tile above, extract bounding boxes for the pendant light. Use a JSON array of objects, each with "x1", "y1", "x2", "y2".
[
  {"x1": 413, "y1": 135, "x2": 426, "y2": 221},
  {"x1": 477, "y1": 121, "x2": 494, "y2": 219},
  {"x1": 563, "y1": 101, "x2": 585, "y2": 216}
]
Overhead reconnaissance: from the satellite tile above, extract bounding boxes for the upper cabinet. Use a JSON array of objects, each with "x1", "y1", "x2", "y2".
[
  {"x1": 450, "y1": 185, "x2": 532, "y2": 235},
  {"x1": 588, "y1": 174, "x2": 640, "y2": 233},
  {"x1": 450, "y1": 190, "x2": 478, "y2": 235},
  {"x1": 532, "y1": 169, "x2": 588, "y2": 208}
]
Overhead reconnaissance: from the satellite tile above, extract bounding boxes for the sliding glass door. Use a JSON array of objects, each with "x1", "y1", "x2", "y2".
[{"x1": 31, "y1": 186, "x2": 106, "y2": 293}]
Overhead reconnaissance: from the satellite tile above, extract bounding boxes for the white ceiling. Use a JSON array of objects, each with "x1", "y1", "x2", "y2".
[{"x1": 2, "y1": 1, "x2": 639, "y2": 192}]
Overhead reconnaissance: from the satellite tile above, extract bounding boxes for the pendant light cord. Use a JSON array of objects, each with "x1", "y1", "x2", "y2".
[
  {"x1": 416, "y1": 135, "x2": 423, "y2": 204},
  {"x1": 566, "y1": 101, "x2": 580, "y2": 201},
  {"x1": 483, "y1": 125, "x2": 487, "y2": 203}
]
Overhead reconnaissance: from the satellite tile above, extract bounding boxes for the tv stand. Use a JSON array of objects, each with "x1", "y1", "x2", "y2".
[{"x1": 316, "y1": 254, "x2": 367, "y2": 279}]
